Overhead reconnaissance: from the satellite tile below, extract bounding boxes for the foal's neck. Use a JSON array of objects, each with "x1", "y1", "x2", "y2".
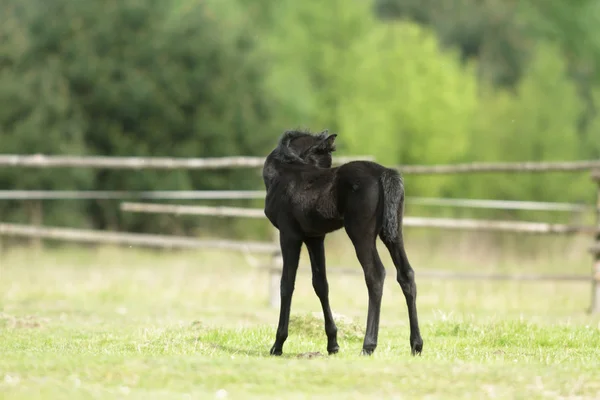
[{"x1": 263, "y1": 157, "x2": 322, "y2": 193}]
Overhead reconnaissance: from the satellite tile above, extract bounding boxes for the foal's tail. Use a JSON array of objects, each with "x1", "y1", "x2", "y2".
[{"x1": 379, "y1": 168, "x2": 405, "y2": 243}]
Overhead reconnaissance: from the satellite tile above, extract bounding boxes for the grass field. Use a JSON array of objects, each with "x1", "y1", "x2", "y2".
[{"x1": 1, "y1": 231, "x2": 600, "y2": 399}]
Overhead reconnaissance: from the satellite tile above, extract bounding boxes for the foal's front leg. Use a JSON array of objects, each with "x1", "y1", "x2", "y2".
[{"x1": 270, "y1": 232, "x2": 302, "y2": 356}]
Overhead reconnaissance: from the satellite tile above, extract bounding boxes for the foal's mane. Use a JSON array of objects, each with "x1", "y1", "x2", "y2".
[{"x1": 272, "y1": 129, "x2": 328, "y2": 165}]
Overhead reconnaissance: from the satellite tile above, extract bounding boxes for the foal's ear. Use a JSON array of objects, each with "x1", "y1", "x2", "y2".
[
  {"x1": 323, "y1": 133, "x2": 337, "y2": 149},
  {"x1": 315, "y1": 133, "x2": 336, "y2": 152}
]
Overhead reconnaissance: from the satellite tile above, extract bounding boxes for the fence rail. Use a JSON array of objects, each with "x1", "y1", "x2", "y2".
[
  {"x1": 0, "y1": 190, "x2": 593, "y2": 213},
  {"x1": 263, "y1": 265, "x2": 592, "y2": 282},
  {"x1": 0, "y1": 190, "x2": 266, "y2": 200},
  {"x1": 397, "y1": 160, "x2": 600, "y2": 174},
  {"x1": 0, "y1": 154, "x2": 373, "y2": 169},
  {"x1": 407, "y1": 197, "x2": 591, "y2": 212},
  {"x1": 402, "y1": 217, "x2": 596, "y2": 234},
  {"x1": 0, "y1": 223, "x2": 277, "y2": 253},
  {"x1": 119, "y1": 202, "x2": 597, "y2": 235},
  {"x1": 1, "y1": 154, "x2": 599, "y2": 174},
  {"x1": 121, "y1": 202, "x2": 265, "y2": 218}
]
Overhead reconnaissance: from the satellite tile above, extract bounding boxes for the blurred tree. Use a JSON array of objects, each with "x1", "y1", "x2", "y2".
[
  {"x1": 521, "y1": 0, "x2": 600, "y2": 133},
  {"x1": 259, "y1": 0, "x2": 377, "y2": 139},
  {"x1": 0, "y1": 1, "x2": 93, "y2": 227},
  {"x1": 465, "y1": 43, "x2": 589, "y2": 209},
  {"x1": 1, "y1": 0, "x2": 599, "y2": 236},
  {"x1": 338, "y1": 20, "x2": 479, "y2": 197},
  {"x1": 371, "y1": 0, "x2": 600, "y2": 206},
  {"x1": 376, "y1": 0, "x2": 600, "y2": 135},
  {"x1": 581, "y1": 87, "x2": 600, "y2": 160},
  {"x1": 0, "y1": 0, "x2": 281, "y2": 237},
  {"x1": 374, "y1": 0, "x2": 532, "y2": 88},
  {"x1": 261, "y1": 0, "x2": 479, "y2": 196}
]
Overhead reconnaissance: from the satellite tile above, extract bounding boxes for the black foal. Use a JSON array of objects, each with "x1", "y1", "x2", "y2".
[{"x1": 262, "y1": 129, "x2": 423, "y2": 356}]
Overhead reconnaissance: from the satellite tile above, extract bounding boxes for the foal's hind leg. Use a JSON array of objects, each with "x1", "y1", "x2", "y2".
[
  {"x1": 270, "y1": 232, "x2": 302, "y2": 356},
  {"x1": 345, "y1": 222, "x2": 386, "y2": 356},
  {"x1": 381, "y1": 234, "x2": 423, "y2": 356},
  {"x1": 305, "y1": 236, "x2": 339, "y2": 354}
]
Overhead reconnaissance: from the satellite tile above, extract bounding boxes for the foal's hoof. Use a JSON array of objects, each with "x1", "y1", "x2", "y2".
[
  {"x1": 269, "y1": 345, "x2": 283, "y2": 356},
  {"x1": 411, "y1": 339, "x2": 423, "y2": 356},
  {"x1": 327, "y1": 345, "x2": 339, "y2": 355},
  {"x1": 360, "y1": 348, "x2": 375, "y2": 356}
]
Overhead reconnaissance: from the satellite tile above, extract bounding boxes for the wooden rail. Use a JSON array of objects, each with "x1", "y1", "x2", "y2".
[
  {"x1": 0, "y1": 154, "x2": 372, "y2": 169},
  {"x1": 397, "y1": 160, "x2": 600, "y2": 175},
  {"x1": 0, "y1": 223, "x2": 278, "y2": 253},
  {"x1": 0, "y1": 190, "x2": 266, "y2": 200},
  {"x1": 407, "y1": 197, "x2": 591, "y2": 212},
  {"x1": 0, "y1": 154, "x2": 598, "y2": 174},
  {"x1": 119, "y1": 202, "x2": 597, "y2": 235},
  {"x1": 263, "y1": 265, "x2": 591, "y2": 282},
  {"x1": 121, "y1": 203, "x2": 265, "y2": 218},
  {"x1": 402, "y1": 217, "x2": 596, "y2": 234},
  {"x1": 1, "y1": 191, "x2": 593, "y2": 214}
]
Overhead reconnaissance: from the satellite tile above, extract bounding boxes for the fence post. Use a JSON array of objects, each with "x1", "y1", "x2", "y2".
[
  {"x1": 269, "y1": 228, "x2": 282, "y2": 308},
  {"x1": 591, "y1": 170, "x2": 600, "y2": 313},
  {"x1": 29, "y1": 200, "x2": 43, "y2": 251}
]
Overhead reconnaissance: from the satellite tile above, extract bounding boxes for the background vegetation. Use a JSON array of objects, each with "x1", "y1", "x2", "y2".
[{"x1": 1, "y1": 0, "x2": 599, "y2": 236}]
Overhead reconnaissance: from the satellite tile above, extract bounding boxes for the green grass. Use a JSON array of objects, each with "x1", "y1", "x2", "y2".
[{"x1": 1, "y1": 232, "x2": 600, "y2": 399}]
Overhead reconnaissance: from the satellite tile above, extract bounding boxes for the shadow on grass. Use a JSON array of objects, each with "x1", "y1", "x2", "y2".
[
  {"x1": 199, "y1": 313, "x2": 364, "y2": 359},
  {"x1": 205, "y1": 341, "x2": 331, "y2": 359},
  {"x1": 208, "y1": 342, "x2": 272, "y2": 357}
]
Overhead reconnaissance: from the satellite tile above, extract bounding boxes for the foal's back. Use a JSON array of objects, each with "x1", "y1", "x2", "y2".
[{"x1": 290, "y1": 160, "x2": 394, "y2": 237}]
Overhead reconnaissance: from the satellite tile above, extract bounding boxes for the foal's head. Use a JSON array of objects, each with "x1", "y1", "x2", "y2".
[{"x1": 281, "y1": 130, "x2": 337, "y2": 168}]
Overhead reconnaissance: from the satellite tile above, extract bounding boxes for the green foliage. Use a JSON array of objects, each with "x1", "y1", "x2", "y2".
[
  {"x1": 260, "y1": 0, "x2": 480, "y2": 197},
  {"x1": 521, "y1": 0, "x2": 600, "y2": 68},
  {"x1": 374, "y1": 0, "x2": 532, "y2": 87},
  {"x1": 466, "y1": 43, "x2": 590, "y2": 209},
  {"x1": 1, "y1": 0, "x2": 599, "y2": 235},
  {"x1": 337, "y1": 21, "x2": 479, "y2": 197},
  {"x1": 582, "y1": 89, "x2": 600, "y2": 160},
  {"x1": 0, "y1": 0, "x2": 92, "y2": 227},
  {"x1": 260, "y1": 0, "x2": 377, "y2": 134},
  {"x1": 0, "y1": 0, "x2": 277, "y2": 234}
]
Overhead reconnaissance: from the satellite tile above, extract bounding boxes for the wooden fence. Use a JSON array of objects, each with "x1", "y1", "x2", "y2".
[
  {"x1": 0, "y1": 223, "x2": 278, "y2": 253},
  {"x1": 1, "y1": 154, "x2": 599, "y2": 173},
  {"x1": 118, "y1": 201, "x2": 600, "y2": 309},
  {"x1": 396, "y1": 160, "x2": 600, "y2": 174},
  {"x1": 0, "y1": 154, "x2": 372, "y2": 169},
  {"x1": 119, "y1": 202, "x2": 595, "y2": 234},
  {"x1": 1, "y1": 155, "x2": 599, "y2": 311},
  {"x1": 0, "y1": 190, "x2": 592, "y2": 213}
]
